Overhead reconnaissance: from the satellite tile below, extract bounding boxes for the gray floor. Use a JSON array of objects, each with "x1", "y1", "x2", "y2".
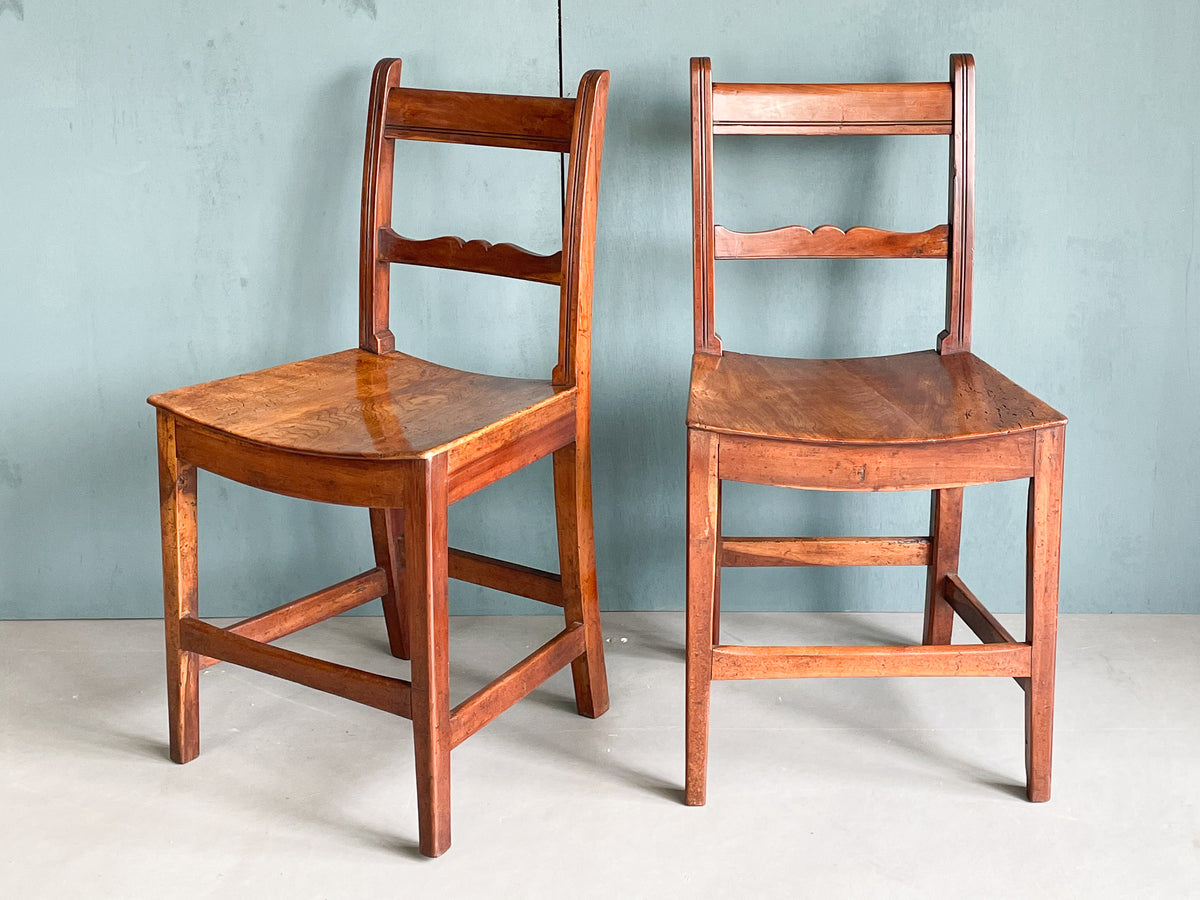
[{"x1": 2, "y1": 612, "x2": 1198, "y2": 898}]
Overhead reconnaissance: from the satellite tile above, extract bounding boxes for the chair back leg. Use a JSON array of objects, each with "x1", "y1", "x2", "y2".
[
  {"x1": 370, "y1": 507, "x2": 410, "y2": 660},
  {"x1": 923, "y1": 487, "x2": 964, "y2": 645},
  {"x1": 553, "y1": 439, "x2": 610, "y2": 718}
]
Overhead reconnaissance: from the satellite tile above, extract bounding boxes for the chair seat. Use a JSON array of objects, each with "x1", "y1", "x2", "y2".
[
  {"x1": 687, "y1": 349, "x2": 1065, "y2": 444},
  {"x1": 149, "y1": 348, "x2": 571, "y2": 460}
]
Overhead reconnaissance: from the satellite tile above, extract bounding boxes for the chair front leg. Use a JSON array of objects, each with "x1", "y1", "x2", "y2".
[
  {"x1": 923, "y1": 487, "x2": 964, "y2": 645},
  {"x1": 370, "y1": 507, "x2": 410, "y2": 660},
  {"x1": 553, "y1": 437, "x2": 609, "y2": 719},
  {"x1": 404, "y1": 455, "x2": 452, "y2": 856},
  {"x1": 685, "y1": 428, "x2": 720, "y2": 806},
  {"x1": 1025, "y1": 425, "x2": 1064, "y2": 802},
  {"x1": 157, "y1": 411, "x2": 200, "y2": 764}
]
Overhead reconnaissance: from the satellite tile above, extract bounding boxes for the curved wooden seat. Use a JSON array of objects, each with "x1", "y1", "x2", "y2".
[
  {"x1": 151, "y1": 59, "x2": 612, "y2": 858},
  {"x1": 151, "y1": 349, "x2": 572, "y2": 461},
  {"x1": 685, "y1": 56, "x2": 1066, "y2": 809},
  {"x1": 688, "y1": 349, "x2": 1065, "y2": 445}
]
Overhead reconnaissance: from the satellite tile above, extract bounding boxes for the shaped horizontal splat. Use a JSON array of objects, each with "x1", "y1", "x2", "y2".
[
  {"x1": 378, "y1": 229, "x2": 563, "y2": 283},
  {"x1": 714, "y1": 223, "x2": 949, "y2": 259}
]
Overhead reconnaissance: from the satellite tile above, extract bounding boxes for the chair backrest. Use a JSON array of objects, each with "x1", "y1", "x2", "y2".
[
  {"x1": 360, "y1": 59, "x2": 610, "y2": 390},
  {"x1": 691, "y1": 54, "x2": 975, "y2": 356}
]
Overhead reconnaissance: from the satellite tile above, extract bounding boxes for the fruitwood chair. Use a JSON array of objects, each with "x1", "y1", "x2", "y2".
[
  {"x1": 149, "y1": 59, "x2": 610, "y2": 857},
  {"x1": 685, "y1": 55, "x2": 1066, "y2": 805}
]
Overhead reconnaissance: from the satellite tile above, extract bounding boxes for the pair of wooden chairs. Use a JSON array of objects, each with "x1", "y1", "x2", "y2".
[{"x1": 149, "y1": 54, "x2": 1065, "y2": 857}]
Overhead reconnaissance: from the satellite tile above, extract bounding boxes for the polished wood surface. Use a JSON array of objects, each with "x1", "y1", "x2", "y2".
[
  {"x1": 157, "y1": 411, "x2": 199, "y2": 766},
  {"x1": 721, "y1": 536, "x2": 932, "y2": 568},
  {"x1": 941, "y1": 54, "x2": 976, "y2": 354},
  {"x1": 690, "y1": 58, "x2": 720, "y2": 355},
  {"x1": 688, "y1": 350, "x2": 1065, "y2": 444},
  {"x1": 151, "y1": 349, "x2": 572, "y2": 460},
  {"x1": 151, "y1": 59, "x2": 611, "y2": 858},
  {"x1": 713, "y1": 223, "x2": 948, "y2": 259},
  {"x1": 711, "y1": 80, "x2": 952, "y2": 134},
  {"x1": 378, "y1": 230, "x2": 563, "y2": 283},
  {"x1": 198, "y1": 567, "x2": 390, "y2": 668},
  {"x1": 685, "y1": 55, "x2": 1066, "y2": 808},
  {"x1": 385, "y1": 87, "x2": 576, "y2": 151},
  {"x1": 711, "y1": 642, "x2": 1030, "y2": 680}
]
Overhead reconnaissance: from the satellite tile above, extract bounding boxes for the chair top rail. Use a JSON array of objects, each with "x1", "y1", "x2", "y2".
[
  {"x1": 385, "y1": 87, "x2": 576, "y2": 151},
  {"x1": 711, "y1": 81, "x2": 952, "y2": 135}
]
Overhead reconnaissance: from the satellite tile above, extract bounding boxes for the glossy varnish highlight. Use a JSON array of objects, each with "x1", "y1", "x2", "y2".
[
  {"x1": 685, "y1": 55, "x2": 1066, "y2": 808},
  {"x1": 150, "y1": 59, "x2": 612, "y2": 858}
]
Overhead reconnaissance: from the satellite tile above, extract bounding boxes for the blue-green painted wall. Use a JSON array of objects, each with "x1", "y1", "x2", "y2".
[{"x1": 2, "y1": 1, "x2": 1196, "y2": 617}]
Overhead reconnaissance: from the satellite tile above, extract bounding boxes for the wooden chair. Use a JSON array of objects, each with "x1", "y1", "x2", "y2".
[
  {"x1": 685, "y1": 55, "x2": 1066, "y2": 805},
  {"x1": 149, "y1": 59, "x2": 610, "y2": 857}
]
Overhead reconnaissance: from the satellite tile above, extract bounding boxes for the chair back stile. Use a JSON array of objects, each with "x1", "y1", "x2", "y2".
[
  {"x1": 359, "y1": 57, "x2": 403, "y2": 355},
  {"x1": 357, "y1": 58, "x2": 610, "y2": 391},
  {"x1": 151, "y1": 58, "x2": 613, "y2": 857},
  {"x1": 690, "y1": 54, "x2": 977, "y2": 358},
  {"x1": 683, "y1": 54, "x2": 1066, "y2": 811}
]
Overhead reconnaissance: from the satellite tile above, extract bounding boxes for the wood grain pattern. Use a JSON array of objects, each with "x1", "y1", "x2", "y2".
[
  {"x1": 922, "y1": 487, "x2": 963, "y2": 645},
  {"x1": 945, "y1": 574, "x2": 1017, "y2": 646},
  {"x1": 684, "y1": 56, "x2": 1066, "y2": 806},
  {"x1": 721, "y1": 536, "x2": 931, "y2": 567},
  {"x1": 718, "y1": 430, "x2": 1036, "y2": 493},
  {"x1": 714, "y1": 223, "x2": 948, "y2": 259},
  {"x1": 691, "y1": 58, "x2": 721, "y2": 354},
  {"x1": 370, "y1": 508, "x2": 409, "y2": 659},
  {"x1": 1026, "y1": 425, "x2": 1064, "y2": 801},
  {"x1": 553, "y1": 438, "x2": 610, "y2": 717},
  {"x1": 685, "y1": 428, "x2": 720, "y2": 806},
  {"x1": 149, "y1": 60, "x2": 612, "y2": 858},
  {"x1": 447, "y1": 548, "x2": 563, "y2": 607},
  {"x1": 196, "y1": 568, "x2": 389, "y2": 669},
  {"x1": 158, "y1": 411, "x2": 199, "y2": 764},
  {"x1": 688, "y1": 350, "x2": 1065, "y2": 446},
  {"x1": 447, "y1": 397, "x2": 576, "y2": 504},
  {"x1": 378, "y1": 230, "x2": 563, "y2": 284},
  {"x1": 182, "y1": 618, "x2": 413, "y2": 717},
  {"x1": 554, "y1": 69, "x2": 610, "y2": 389},
  {"x1": 940, "y1": 53, "x2": 976, "y2": 354},
  {"x1": 360, "y1": 58, "x2": 402, "y2": 355},
  {"x1": 385, "y1": 87, "x2": 575, "y2": 152},
  {"x1": 711, "y1": 643, "x2": 1031, "y2": 680},
  {"x1": 151, "y1": 349, "x2": 572, "y2": 461},
  {"x1": 449, "y1": 623, "x2": 585, "y2": 748},
  {"x1": 711, "y1": 81, "x2": 952, "y2": 134}
]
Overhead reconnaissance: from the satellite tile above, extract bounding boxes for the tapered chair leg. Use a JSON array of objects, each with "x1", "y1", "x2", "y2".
[
  {"x1": 1025, "y1": 426, "x2": 1064, "y2": 802},
  {"x1": 553, "y1": 438, "x2": 609, "y2": 718},
  {"x1": 157, "y1": 412, "x2": 201, "y2": 764},
  {"x1": 405, "y1": 455, "x2": 452, "y2": 857},
  {"x1": 923, "y1": 487, "x2": 964, "y2": 645},
  {"x1": 370, "y1": 507, "x2": 410, "y2": 660},
  {"x1": 685, "y1": 428, "x2": 720, "y2": 806}
]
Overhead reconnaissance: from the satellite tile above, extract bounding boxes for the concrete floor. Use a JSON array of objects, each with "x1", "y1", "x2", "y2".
[{"x1": 2, "y1": 612, "x2": 1198, "y2": 898}]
